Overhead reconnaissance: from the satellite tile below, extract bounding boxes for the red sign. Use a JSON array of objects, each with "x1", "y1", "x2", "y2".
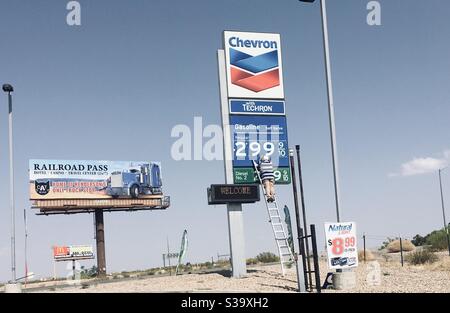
[{"x1": 53, "y1": 246, "x2": 70, "y2": 258}]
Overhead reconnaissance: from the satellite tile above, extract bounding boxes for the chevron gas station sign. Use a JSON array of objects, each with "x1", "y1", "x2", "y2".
[
  {"x1": 218, "y1": 30, "x2": 292, "y2": 279},
  {"x1": 224, "y1": 31, "x2": 284, "y2": 99},
  {"x1": 222, "y1": 31, "x2": 291, "y2": 185}
]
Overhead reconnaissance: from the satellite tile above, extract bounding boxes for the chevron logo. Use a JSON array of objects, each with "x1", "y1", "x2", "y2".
[{"x1": 229, "y1": 48, "x2": 280, "y2": 93}]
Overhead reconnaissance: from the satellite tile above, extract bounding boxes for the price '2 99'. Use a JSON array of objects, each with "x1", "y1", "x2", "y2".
[{"x1": 235, "y1": 141, "x2": 275, "y2": 158}]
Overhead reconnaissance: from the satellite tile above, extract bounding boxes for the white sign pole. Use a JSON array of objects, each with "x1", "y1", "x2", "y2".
[
  {"x1": 320, "y1": 0, "x2": 341, "y2": 223},
  {"x1": 217, "y1": 49, "x2": 247, "y2": 278}
]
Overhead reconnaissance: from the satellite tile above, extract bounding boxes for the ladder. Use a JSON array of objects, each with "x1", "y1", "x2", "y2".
[{"x1": 252, "y1": 161, "x2": 294, "y2": 276}]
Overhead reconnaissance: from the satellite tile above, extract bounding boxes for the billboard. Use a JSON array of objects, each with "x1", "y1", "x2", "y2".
[
  {"x1": 324, "y1": 222, "x2": 358, "y2": 270},
  {"x1": 224, "y1": 31, "x2": 284, "y2": 99},
  {"x1": 53, "y1": 245, "x2": 94, "y2": 261},
  {"x1": 29, "y1": 160, "x2": 163, "y2": 200}
]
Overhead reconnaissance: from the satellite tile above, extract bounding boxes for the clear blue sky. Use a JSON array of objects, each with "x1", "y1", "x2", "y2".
[{"x1": 1, "y1": 0, "x2": 449, "y2": 282}]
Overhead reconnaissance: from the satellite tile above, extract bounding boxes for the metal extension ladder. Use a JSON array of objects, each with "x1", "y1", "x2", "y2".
[{"x1": 252, "y1": 161, "x2": 294, "y2": 276}]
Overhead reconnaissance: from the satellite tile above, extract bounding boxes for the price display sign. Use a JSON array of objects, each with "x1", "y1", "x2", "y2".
[
  {"x1": 229, "y1": 115, "x2": 291, "y2": 184},
  {"x1": 324, "y1": 222, "x2": 358, "y2": 269},
  {"x1": 233, "y1": 167, "x2": 291, "y2": 184}
]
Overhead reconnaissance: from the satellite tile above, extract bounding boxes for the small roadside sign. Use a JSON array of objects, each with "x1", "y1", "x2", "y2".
[{"x1": 324, "y1": 222, "x2": 358, "y2": 270}]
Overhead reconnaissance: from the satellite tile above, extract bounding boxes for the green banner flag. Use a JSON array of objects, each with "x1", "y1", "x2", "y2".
[
  {"x1": 283, "y1": 205, "x2": 295, "y2": 254},
  {"x1": 175, "y1": 230, "x2": 188, "y2": 275}
]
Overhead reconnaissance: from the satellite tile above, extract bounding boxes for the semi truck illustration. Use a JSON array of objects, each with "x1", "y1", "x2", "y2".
[{"x1": 106, "y1": 163, "x2": 162, "y2": 198}]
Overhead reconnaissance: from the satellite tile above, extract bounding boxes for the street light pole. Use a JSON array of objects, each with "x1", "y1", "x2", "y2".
[
  {"x1": 3, "y1": 83, "x2": 16, "y2": 282},
  {"x1": 299, "y1": 0, "x2": 341, "y2": 222},
  {"x1": 438, "y1": 168, "x2": 450, "y2": 256},
  {"x1": 320, "y1": 0, "x2": 341, "y2": 222},
  {"x1": 299, "y1": 0, "x2": 353, "y2": 289}
]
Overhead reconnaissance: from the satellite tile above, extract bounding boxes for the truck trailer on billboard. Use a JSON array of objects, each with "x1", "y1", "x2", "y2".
[
  {"x1": 29, "y1": 160, "x2": 163, "y2": 200},
  {"x1": 53, "y1": 245, "x2": 95, "y2": 261}
]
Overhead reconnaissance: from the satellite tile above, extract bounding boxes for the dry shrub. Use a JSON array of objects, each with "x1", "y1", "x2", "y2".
[
  {"x1": 406, "y1": 250, "x2": 438, "y2": 265},
  {"x1": 358, "y1": 250, "x2": 375, "y2": 261},
  {"x1": 256, "y1": 252, "x2": 279, "y2": 263},
  {"x1": 387, "y1": 239, "x2": 415, "y2": 253},
  {"x1": 425, "y1": 252, "x2": 450, "y2": 271}
]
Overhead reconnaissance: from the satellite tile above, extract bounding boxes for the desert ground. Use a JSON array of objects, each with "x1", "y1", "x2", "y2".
[{"x1": 12, "y1": 251, "x2": 449, "y2": 293}]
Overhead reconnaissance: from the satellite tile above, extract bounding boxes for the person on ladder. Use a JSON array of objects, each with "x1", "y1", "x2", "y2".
[{"x1": 258, "y1": 154, "x2": 275, "y2": 202}]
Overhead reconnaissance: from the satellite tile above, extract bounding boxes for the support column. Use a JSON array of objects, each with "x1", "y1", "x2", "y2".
[
  {"x1": 95, "y1": 209, "x2": 106, "y2": 278},
  {"x1": 217, "y1": 49, "x2": 246, "y2": 278},
  {"x1": 72, "y1": 260, "x2": 76, "y2": 280}
]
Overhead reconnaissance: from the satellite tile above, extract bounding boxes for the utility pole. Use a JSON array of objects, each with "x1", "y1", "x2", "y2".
[
  {"x1": 363, "y1": 233, "x2": 366, "y2": 263},
  {"x1": 399, "y1": 237, "x2": 404, "y2": 267},
  {"x1": 24, "y1": 208, "x2": 28, "y2": 285},
  {"x1": 438, "y1": 168, "x2": 450, "y2": 256},
  {"x1": 167, "y1": 237, "x2": 172, "y2": 276}
]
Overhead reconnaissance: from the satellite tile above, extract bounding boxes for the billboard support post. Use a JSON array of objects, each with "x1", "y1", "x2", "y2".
[
  {"x1": 94, "y1": 209, "x2": 106, "y2": 278},
  {"x1": 218, "y1": 49, "x2": 247, "y2": 278},
  {"x1": 72, "y1": 260, "x2": 76, "y2": 280},
  {"x1": 53, "y1": 259, "x2": 56, "y2": 282}
]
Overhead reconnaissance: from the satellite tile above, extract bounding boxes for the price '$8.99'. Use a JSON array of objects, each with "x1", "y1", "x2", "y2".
[{"x1": 328, "y1": 236, "x2": 356, "y2": 256}]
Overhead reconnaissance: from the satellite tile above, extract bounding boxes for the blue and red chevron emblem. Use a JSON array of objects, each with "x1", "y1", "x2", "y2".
[{"x1": 229, "y1": 48, "x2": 280, "y2": 92}]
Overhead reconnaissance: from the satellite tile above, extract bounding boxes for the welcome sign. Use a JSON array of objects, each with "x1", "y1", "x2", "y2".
[{"x1": 224, "y1": 31, "x2": 284, "y2": 99}]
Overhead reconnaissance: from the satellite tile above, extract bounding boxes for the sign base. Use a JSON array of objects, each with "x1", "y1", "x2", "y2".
[
  {"x1": 332, "y1": 270, "x2": 356, "y2": 290},
  {"x1": 4, "y1": 283, "x2": 22, "y2": 293}
]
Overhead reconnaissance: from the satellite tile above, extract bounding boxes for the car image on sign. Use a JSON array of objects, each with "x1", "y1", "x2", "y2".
[
  {"x1": 331, "y1": 257, "x2": 344, "y2": 267},
  {"x1": 331, "y1": 257, "x2": 356, "y2": 267}
]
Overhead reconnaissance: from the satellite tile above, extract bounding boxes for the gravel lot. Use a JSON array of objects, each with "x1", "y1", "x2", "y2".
[{"x1": 23, "y1": 252, "x2": 450, "y2": 293}]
